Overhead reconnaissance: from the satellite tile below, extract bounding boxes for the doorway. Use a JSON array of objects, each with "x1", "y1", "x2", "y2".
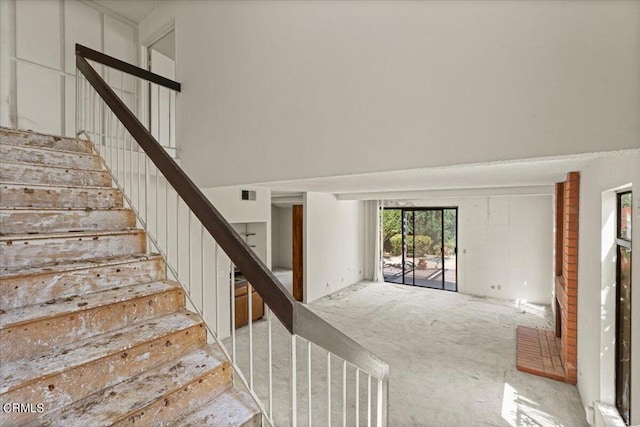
[
  {"x1": 147, "y1": 29, "x2": 176, "y2": 154},
  {"x1": 382, "y1": 208, "x2": 457, "y2": 291}
]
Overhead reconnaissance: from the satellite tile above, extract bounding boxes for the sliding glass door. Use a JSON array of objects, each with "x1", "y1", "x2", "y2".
[{"x1": 382, "y1": 207, "x2": 457, "y2": 291}]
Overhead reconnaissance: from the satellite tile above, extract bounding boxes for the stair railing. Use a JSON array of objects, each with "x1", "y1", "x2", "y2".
[{"x1": 75, "y1": 43, "x2": 388, "y2": 426}]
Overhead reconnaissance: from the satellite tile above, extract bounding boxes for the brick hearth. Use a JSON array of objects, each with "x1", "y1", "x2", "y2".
[
  {"x1": 516, "y1": 326, "x2": 566, "y2": 382},
  {"x1": 516, "y1": 171, "x2": 579, "y2": 384}
]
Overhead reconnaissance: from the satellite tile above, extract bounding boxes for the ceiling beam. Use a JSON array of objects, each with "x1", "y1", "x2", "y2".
[{"x1": 335, "y1": 185, "x2": 555, "y2": 201}]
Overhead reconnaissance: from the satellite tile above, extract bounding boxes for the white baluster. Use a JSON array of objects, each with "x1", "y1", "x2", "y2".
[
  {"x1": 290, "y1": 335, "x2": 297, "y2": 427},
  {"x1": 327, "y1": 353, "x2": 332, "y2": 427}
]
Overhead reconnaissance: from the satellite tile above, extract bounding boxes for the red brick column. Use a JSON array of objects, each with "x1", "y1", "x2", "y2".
[
  {"x1": 560, "y1": 172, "x2": 579, "y2": 384},
  {"x1": 555, "y1": 182, "x2": 564, "y2": 277}
]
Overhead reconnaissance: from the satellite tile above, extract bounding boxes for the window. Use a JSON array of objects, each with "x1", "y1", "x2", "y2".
[{"x1": 616, "y1": 191, "x2": 632, "y2": 425}]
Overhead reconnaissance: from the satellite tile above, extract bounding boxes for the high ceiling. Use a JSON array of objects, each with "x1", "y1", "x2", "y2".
[{"x1": 89, "y1": 0, "x2": 162, "y2": 23}]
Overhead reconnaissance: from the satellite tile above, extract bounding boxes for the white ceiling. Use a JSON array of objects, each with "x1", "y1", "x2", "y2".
[
  {"x1": 258, "y1": 150, "x2": 638, "y2": 197},
  {"x1": 89, "y1": 0, "x2": 162, "y2": 23}
]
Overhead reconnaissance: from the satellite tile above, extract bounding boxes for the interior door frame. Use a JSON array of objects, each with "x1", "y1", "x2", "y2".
[
  {"x1": 144, "y1": 25, "x2": 175, "y2": 145},
  {"x1": 292, "y1": 204, "x2": 304, "y2": 302},
  {"x1": 385, "y1": 206, "x2": 458, "y2": 292}
]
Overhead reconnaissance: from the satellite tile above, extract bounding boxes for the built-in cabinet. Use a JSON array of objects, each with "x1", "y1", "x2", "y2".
[
  {"x1": 234, "y1": 281, "x2": 264, "y2": 329},
  {"x1": 231, "y1": 222, "x2": 267, "y2": 329}
]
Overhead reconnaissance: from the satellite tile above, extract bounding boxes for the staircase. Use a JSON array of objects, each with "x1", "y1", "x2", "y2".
[{"x1": 0, "y1": 127, "x2": 261, "y2": 426}]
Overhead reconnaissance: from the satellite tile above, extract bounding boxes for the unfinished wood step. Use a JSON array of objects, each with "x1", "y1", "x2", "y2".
[
  {"x1": 0, "y1": 229, "x2": 146, "y2": 269},
  {"x1": 0, "y1": 280, "x2": 185, "y2": 362},
  {"x1": 0, "y1": 127, "x2": 93, "y2": 154},
  {"x1": 0, "y1": 183, "x2": 123, "y2": 209},
  {"x1": 0, "y1": 311, "x2": 206, "y2": 425},
  {"x1": 36, "y1": 347, "x2": 232, "y2": 427},
  {"x1": 0, "y1": 254, "x2": 165, "y2": 311},
  {"x1": 173, "y1": 387, "x2": 262, "y2": 427},
  {"x1": 0, "y1": 161, "x2": 110, "y2": 187},
  {"x1": 0, "y1": 143, "x2": 102, "y2": 170},
  {"x1": 0, "y1": 208, "x2": 135, "y2": 234}
]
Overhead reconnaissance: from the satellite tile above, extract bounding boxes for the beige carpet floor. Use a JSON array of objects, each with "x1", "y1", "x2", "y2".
[{"x1": 226, "y1": 280, "x2": 586, "y2": 426}]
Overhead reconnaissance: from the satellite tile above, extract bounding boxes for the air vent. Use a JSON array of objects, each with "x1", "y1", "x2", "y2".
[{"x1": 241, "y1": 190, "x2": 256, "y2": 201}]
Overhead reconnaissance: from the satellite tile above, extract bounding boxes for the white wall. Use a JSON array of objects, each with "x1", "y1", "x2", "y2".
[
  {"x1": 386, "y1": 194, "x2": 554, "y2": 304},
  {"x1": 139, "y1": 1, "x2": 639, "y2": 188},
  {"x1": 271, "y1": 205, "x2": 281, "y2": 268},
  {"x1": 0, "y1": 0, "x2": 137, "y2": 136},
  {"x1": 201, "y1": 185, "x2": 272, "y2": 278},
  {"x1": 202, "y1": 186, "x2": 272, "y2": 227},
  {"x1": 304, "y1": 193, "x2": 366, "y2": 303},
  {"x1": 576, "y1": 151, "x2": 640, "y2": 426}
]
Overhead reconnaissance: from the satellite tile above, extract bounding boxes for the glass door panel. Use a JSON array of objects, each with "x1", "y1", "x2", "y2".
[
  {"x1": 382, "y1": 209, "x2": 403, "y2": 284},
  {"x1": 403, "y1": 210, "x2": 415, "y2": 285},
  {"x1": 412, "y1": 210, "x2": 442, "y2": 289},
  {"x1": 443, "y1": 209, "x2": 458, "y2": 291}
]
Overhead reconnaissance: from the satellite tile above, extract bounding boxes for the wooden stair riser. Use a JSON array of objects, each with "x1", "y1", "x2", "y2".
[
  {"x1": 110, "y1": 364, "x2": 231, "y2": 427},
  {"x1": 33, "y1": 349, "x2": 232, "y2": 427},
  {"x1": 1, "y1": 286, "x2": 186, "y2": 362},
  {"x1": 0, "y1": 128, "x2": 93, "y2": 154},
  {"x1": 0, "y1": 232, "x2": 146, "y2": 269},
  {"x1": 0, "y1": 162, "x2": 110, "y2": 187},
  {"x1": 243, "y1": 415, "x2": 263, "y2": 427},
  {"x1": 0, "y1": 257, "x2": 165, "y2": 311},
  {"x1": 0, "y1": 209, "x2": 135, "y2": 234},
  {"x1": 0, "y1": 144, "x2": 102, "y2": 170},
  {"x1": 0, "y1": 323, "x2": 206, "y2": 425},
  {"x1": 174, "y1": 389, "x2": 262, "y2": 427},
  {"x1": 0, "y1": 184, "x2": 123, "y2": 209}
]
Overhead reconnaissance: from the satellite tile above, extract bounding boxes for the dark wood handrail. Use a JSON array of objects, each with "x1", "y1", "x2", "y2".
[
  {"x1": 76, "y1": 44, "x2": 181, "y2": 92},
  {"x1": 76, "y1": 44, "x2": 389, "y2": 384},
  {"x1": 76, "y1": 46, "x2": 294, "y2": 332}
]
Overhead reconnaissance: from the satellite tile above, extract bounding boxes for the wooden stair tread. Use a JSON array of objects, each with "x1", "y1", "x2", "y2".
[
  {"x1": 0, "y1": 159, "x2": 105, "y2": 174},
  {"x1": 0, "y1": 182, "x2": 116, "y2": 191},
  {"x1": 0, "y1": 310, "x2": 202, "y2": 394},
  {"x1": 0, "y1": 229, "x2": 147, "y2": 269},
  {"x1": 0, "y1": 253, "x2": 160, "y2": 279},
  {"x1": 38, "y1": 347, "x2": 229, "y2": 427},
  {"x1": 0, "y1": 207, "x2": 136, "y2": 235},
  {"x1": 0, "y1": 127, "x2": 90, "y2": 143},
  {"x1": 0, "y1": 127, "x2": 92, "y2": 154},
  {"x1": 173, "y1": 387, "x2": 261, "y2": 427},
  {"x1": 0, "y1": 280, "x2": 180, "y2": 328},
  {"x1": 0, "y1": 141, "x2": 97, "y2": 157},
  {"x1": 0, "y1": 161, "x2": 111, "y2": 187},
  {"x1": 0, "y1": 143, "x2": 102, "y2": 169},
  {"x1": 0, "y1": 183, "x2": 123, "y2": 209},
  {"x1": 0, "y1": 228, "x2": 144, "y2": 242},
  {"x1": 0, "y1": 207, "x2": 129, "y2": 211}
]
